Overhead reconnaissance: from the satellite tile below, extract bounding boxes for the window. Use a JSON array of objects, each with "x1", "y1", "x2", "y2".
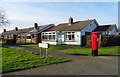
[
  {"x1": 65, "y1": 32, "x2": 75, "y2": 41},
  {"x1": 7, "y1": 35, "x2": 9, "y2": 38},
  {"x1": 31, "y1": 34, "x2": 35, "y2": 38},
  {"x1": 42, "y1": 32, "x2": 56, "y2": 41},
  {"x1": 18, "y1": 35, "x2": 21, "y2": 38},
  {"x1": 21, "y1": 35, "x2": 25, "y2": 40},
  {"x1": 27, "y1": 36, "x2": 31, "y2": 39}
]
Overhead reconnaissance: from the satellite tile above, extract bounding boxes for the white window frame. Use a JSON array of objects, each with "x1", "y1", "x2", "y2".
[
  {"x1": 65, "y1": 32, "x2": 75, "y2": 41},
  {"x1": 42, "y1": 32, "x2": 56, "y2": 41}
]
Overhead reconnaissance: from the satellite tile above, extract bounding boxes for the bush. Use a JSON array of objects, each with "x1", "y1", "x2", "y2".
[{"x1": 101, "y1": 35, "x2": 120, "y2": 46}]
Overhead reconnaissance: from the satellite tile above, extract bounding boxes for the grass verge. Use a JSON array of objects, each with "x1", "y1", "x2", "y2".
[
  {"x1": 1, "y1": 47, "x2": 70, "y2": 73},
  {"x1": 58, "y1": 46, "x2": 120, "y2": 56},
  {"x1": 19, "y1": 44, "x2": 74, "y2": 50}
]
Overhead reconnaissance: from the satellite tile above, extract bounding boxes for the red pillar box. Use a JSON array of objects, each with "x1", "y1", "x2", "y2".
[{"x1": 92, "y1": 32, "x2": 99, "y2": 56}]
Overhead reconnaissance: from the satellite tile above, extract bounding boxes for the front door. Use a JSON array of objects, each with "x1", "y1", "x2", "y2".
[{"x1": 57, "y1": 32, "x2": 62, "y2": 44}]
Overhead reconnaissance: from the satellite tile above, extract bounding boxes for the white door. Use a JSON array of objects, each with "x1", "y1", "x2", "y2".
[{"x1": 57, "y1": 32, "x2": 63, "y2": 44}]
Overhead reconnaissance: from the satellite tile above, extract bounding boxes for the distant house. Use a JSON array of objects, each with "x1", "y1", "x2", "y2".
[
  {"x1": 2, "y1": 23, "x2": 54, "y2": 43},
  {"x1": 94, "y1": 24, "x2": 118, "y2": 35},
  {"x1": 41, "y1": 17, "x2": 99, "y2": 46},
  {"x1": 118, "y1": 28, "x2": 120, "y2": 35},
  {"x1": 2, "y1": 27, "x2": 34, "y2": 43},
  {"x1": 29, "y1": 23, "x2": 54, "y2": 43}
]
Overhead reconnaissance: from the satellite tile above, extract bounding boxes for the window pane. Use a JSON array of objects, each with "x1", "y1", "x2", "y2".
[
  {"x1": 68, "y1": 35, "x2": 71, "y2": 40},
  {"x1": 49, "y1": 35, "x2": 52, "y2": 40},
  {"x1": 42, "y1": 35, "x2": 44, "y2": 40},
  {"x1": 7, "y1": 35, "x2": 9, "y2": 38},
  {"x1": 31, "y1": 34, "x2": 35, "y2": 38},
  {"x1": 53, "y1": 35, "x2": 55, "y2": 40},
  {"x1": 72, "y1": 35, "x2": 75, "y2": 40},
  {"x1": 44, "y1": 35, "x2": 47, "y2": 40},
  {"x1": 68, "y1": 32, "x2": 71, "y2": 34},
  {"x1": 27, "y1": 36, "x2": 31, "y2": 39},
  {"x1": 72, "y1": 32, "x2": 75, "y2": 35},
  {"x1": 18, "y1": 36, "x2": 21, "y2": 38},
  {"x1": 47, "y1": 35, "x2": 49, "y2": 40}
]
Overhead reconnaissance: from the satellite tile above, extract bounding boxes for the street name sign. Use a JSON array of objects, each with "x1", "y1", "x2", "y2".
[{"x1": 38, "y1": 43, "x2": 49, "y2": 48}]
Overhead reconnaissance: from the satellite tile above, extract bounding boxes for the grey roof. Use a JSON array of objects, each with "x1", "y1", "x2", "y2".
[
  {"x1": 30, "y1": 24, "x2": 53, "y2": 33},
  {"x1": 94, "y1": 24, "x2": 117, "y2": 31},
  {"x1": 46, "y1": 19, "x2": 95, "y2": 31}
]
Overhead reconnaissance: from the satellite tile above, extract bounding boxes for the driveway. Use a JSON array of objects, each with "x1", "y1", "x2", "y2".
[{"x1": 2, "y1": 45, "x2": 119, "y2": 75}]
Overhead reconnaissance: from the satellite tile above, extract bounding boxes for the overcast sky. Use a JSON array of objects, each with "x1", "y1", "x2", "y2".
[{"x1": 0, "y1": 1, "x2": 119, "y2": 33}]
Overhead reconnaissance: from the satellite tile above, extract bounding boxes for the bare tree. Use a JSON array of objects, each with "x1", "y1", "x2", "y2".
[{"x1": 0, "y1": 7, "x2": 9, "y2": 26}]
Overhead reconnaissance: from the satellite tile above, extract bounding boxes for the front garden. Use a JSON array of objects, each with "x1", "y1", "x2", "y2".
[
  {"x1": 19, "y1": 43, "x2": 74, "y2": 50},
  {"x1": 1, "y1": 47, "x2": 70, "y2": 73},
  {"x1": 58, "y1": 46, "x2": 120, "y2": 56}
]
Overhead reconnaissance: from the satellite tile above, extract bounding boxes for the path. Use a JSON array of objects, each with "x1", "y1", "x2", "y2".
[{"x1": 2, "y1": 45, "x2": 119, "y2": 75}]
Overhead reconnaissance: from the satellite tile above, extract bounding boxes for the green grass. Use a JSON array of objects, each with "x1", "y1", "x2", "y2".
[
  {"x1": 1, "y1": 47, "x2": 70, "y2": 73},
  {"x1": 0, "y1": 41, "x2": 2, "y2": 44},
  {"x1": 58, "y1": 46, "x2": 120, "y2": 56},
  {"x1": 0, "y1": 40, "x2": 4, "y2": 44},
  {"x1": 19, "y1": 44, "x2": 74, "y2": 50}
]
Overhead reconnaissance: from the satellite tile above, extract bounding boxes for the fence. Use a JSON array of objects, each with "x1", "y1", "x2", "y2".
[
  {"x1": 85, "y1": 35, "x2": 120, "y2": 47},
  {"x1": 100, "y1": 35, "x2": 120, "y2": 46}
]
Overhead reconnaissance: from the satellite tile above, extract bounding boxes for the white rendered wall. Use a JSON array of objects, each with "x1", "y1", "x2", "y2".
[
  {"x1": 60, "y1": 31, "x2": 81, "y2": 45},
  {"x1": 81, "y1": 20, "x2": 98, "y2": 36},
  {"x1": 42, "y1": 31, "x2": 81, "y2": 45},
  {"x1": 110, "y1": 27, "x2": 118, "y2": 35}
]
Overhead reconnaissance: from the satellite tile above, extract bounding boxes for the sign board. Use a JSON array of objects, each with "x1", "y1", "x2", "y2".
[{"x1": 38, "y1": 43, "x2": 49, "y2": 48}]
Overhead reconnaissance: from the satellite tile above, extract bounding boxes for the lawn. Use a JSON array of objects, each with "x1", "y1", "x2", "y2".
[
  {"x1": 58, "y1": 46, "x2": 120, "y2": 56},
  {"x1": 0, "y1": 40, "x2": 5, "y2": 44},
  {"x1": 1, "y1": 47, "x2": 70, "y2": 73},
  {"x1": 19, "y1": 44, "x2": 74, "y2": 50},
  {"x1": 0, "y1": 40, "x2": 2, "y2": 44}
]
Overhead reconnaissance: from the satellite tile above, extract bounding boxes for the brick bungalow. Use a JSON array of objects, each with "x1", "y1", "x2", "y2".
[{"x1": 2, "y1": 23, "x2": 54, "y2": 43}]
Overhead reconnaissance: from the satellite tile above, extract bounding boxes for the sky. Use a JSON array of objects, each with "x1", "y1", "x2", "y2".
[{"x1": 0, "y1": 1, "x2": 119, "y2": 33}]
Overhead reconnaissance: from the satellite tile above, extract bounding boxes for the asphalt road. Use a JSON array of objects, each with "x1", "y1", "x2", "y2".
[{"x1": 2, "y1": 45, "x2": 119, "y2": 75}]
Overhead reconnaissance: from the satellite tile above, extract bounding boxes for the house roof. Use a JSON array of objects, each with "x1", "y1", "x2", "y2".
[
  {"x1": 30, "y1": 24, "x2": 54, "y2": 33},
  {"x1": 118, "y1": 28, "x2": 120, "y2": 32},
  {"x1": 94, "y1": 24, "x2": 116, "y2": 32},
  {"x1": 2, "y1": 27, "x2": 34, "y2": 35},
  {"x1": 46, "y1": 19, "x2": 95, "y2": 31},
  {"x1": 2, "y1": 24, "x2": 54, "y2": 35}
]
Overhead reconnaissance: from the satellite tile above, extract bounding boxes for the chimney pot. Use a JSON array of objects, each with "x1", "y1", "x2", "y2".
[
  {"x1": 34, "y1": 23, "x2": 39, "y2": 30},
  {"x1": 68, "y1": 17, "x2": 73, "y2": 25},
  {"x1": 4, "y1": 29, "x2": 6, "y2": 32},
  {"x1": 15, "y1": 27, "x2": 18, "y2": 31}
]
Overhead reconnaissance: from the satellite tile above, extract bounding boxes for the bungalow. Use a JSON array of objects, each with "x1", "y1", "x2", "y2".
[
  {"x1": 2, "y1": 23, "x2": 54, "y2": 43},
  {"x1": 41, "y1": 17, "x2": 99, "y2": 46},
  {"x1": 29, "y1": 23, "x2": 54, "y2": 43},
  {"x1": 118, "y1": 28, "x2": 120, "y2": 35},
  {"x1": 2, "y1": 27, "x2": 34, "y2": 43},
  {"x1": 94, "y1": 24, "x2": 118, "y2": 35}
]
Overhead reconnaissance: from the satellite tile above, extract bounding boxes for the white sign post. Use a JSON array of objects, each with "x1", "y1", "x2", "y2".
[{"x1": 38, "y1": 43, "x2": 49, "y2": 57}]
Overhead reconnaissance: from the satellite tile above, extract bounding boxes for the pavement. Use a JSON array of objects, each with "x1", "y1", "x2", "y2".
[{"x1": 2, "y1": 45, "x2": 119, "y2": 75}]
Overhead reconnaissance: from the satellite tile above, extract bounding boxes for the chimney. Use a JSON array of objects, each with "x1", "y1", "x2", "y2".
[
  {"x1": 4, "y1": 29, "x2": 6, "y2": 32},
  {"x1": 15, "y1": 27, "x2": 18, "y2": 31},
  {"x1": 68, "y1": 17, "x2": 73, "y2": 25},
  {"x1": 34, "y1": 23, "x2": 39, "y2": 30}
]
